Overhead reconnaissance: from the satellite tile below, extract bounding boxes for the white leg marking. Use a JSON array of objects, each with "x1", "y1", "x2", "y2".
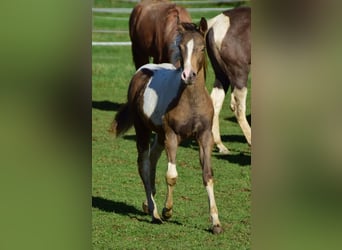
[
  {"x1": 166, "y1": 162, "x2": 178, "y2": 180},
  {"x1": 211, "y1": 87, "x2": 230, "y2": 154},
  {"x1": 141, "y1": 149, "x2": 161, "y2": 220},
  {"x1": 232, "y1": 87, "x2": 251, "y2": 145},
  {"x1": 206, "y1": 179, "x2": 221, "y2": 226}
]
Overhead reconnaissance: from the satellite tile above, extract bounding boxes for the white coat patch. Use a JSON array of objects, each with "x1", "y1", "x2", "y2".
[
  {"x1": 208, "y1": 13, "x2": 230, "y2": 50},
  {"x1": 141, "y1": 63, "x2": 182, "y2": 125}
]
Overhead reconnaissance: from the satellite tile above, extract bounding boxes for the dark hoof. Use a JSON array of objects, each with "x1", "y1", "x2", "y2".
[
  {"x1": 151, "y1": 217, "x2": 163, "y2": 224},
  {"x1": 212, "y1": 225, "x2": 223, "y2": 234},
  {"x1": 162, "y1": 207, "x2": 173, "y2": 220}
]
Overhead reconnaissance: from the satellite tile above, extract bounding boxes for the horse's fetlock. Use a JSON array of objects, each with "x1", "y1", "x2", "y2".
[
  {"x1": 162, "y1": 207, "x2": 173, "y2": 220},
  {"x1": 166, "y1": 177, "x2": 177, "y2": 186}
]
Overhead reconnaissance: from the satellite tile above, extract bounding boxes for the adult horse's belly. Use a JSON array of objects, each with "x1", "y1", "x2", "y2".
[{"x1": 141, "y1": 63, "x2": 182, "y2": 126}]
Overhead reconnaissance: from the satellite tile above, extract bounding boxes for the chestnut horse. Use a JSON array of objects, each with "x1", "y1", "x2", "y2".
[
  {"x1": 129, "y1": 0, "x2": 191, "y2": 69},
  {"x1": 206, "y1": 7, "x2": 251, "y2": 154},
  {"x1": 112, "y1": 21, "x2": 222, "y2": 234}
]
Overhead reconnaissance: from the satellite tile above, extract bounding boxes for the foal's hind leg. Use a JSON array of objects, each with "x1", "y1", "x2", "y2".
[
  {"x1": 198, "y1": 130, "x2": 222, "y2": 234},
  {"x1": 135, "y1": 124, "x2": 162, "y2": 223},
  {"x1": 211, "y1": 83, "x2": 231, "y2": 154},
  {"x1": 162, "y1": 130, "x2": 179, "y2": 220},
  {"x1": 230, "y1": 86, "x2": 251, "y2": 146},
  {"x1": 142, "y1": 134, "x2": 164, "y2": 214}
]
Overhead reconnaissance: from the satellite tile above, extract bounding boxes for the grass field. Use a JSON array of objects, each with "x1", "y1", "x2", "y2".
[{"x1": 92, "y1": 1, "x2": 251, "y2": 249}]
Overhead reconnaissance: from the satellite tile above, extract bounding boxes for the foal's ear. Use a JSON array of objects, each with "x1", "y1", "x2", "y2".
[
  {"x1": 199, "y1": 17, "x2": 208, "y2": 35},
  {"x1": 178, "y1": 23, "x2": 186, "y2": 33}
]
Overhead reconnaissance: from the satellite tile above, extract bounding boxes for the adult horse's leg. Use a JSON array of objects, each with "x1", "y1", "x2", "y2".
[
  {"x1": 131, "y1": 43, "x2": 149, "y2": 69},
  {"x1": 230, "y1": 85, "x2": 251, "y2": 146},
  {"x1": 162, "y1": 130, "x2": 179, "y2": 220},
  {"x1": 135, "y1": 122, "x2": 162, "y2": 223},
  {"x1": 211, "y1": 79, "x2": 231, "y2": 154},
  {"x1": 198, "y1": 130, "x2": 222, "y2": 234}
]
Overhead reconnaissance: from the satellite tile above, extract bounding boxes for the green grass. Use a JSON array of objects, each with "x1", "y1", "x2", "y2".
[{"x1": 93, "y1": 1, "x2": 251, "y2": 249}]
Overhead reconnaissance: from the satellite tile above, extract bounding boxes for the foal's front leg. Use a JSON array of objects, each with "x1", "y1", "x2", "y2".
[
  {"x1": 162, "y1": 131, "x2": 179, "y2": 220},
  {"x1": 198, "y1": 130, "x2": 223, "y2": 234}
]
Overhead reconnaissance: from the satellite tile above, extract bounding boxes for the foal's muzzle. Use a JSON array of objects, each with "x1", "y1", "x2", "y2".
[{"x1": 181, "y1": 68, "x2": 197, "y2": 84}]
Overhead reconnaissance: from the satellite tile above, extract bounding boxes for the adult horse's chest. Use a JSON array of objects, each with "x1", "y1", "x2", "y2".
[{"x1": 141, "y1": 64, "x2": 182, "y2": 126}]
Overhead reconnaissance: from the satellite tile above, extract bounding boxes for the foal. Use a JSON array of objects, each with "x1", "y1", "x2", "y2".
[{"x1": 112, "y1": 21, "x2": 222, "y2": 234}]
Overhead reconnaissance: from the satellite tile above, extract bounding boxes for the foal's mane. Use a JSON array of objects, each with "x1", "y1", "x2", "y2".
[{"x1": 170, "y1": 22, "x2": 208, "y2": 78}]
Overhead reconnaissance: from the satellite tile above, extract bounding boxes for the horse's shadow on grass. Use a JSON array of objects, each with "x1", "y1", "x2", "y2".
[
  {"x1": 92, "y1": 100, "x2": 123, "y2": 111},
  {"x1": 92, "y1": 196, "x2": 183, "y2": 225},
  {"x1": 92, "y1": 196, "x2": 145, "y2": 216},
  {"x1": 215, "y1": 152, "x2": 251, "y2": 166}
]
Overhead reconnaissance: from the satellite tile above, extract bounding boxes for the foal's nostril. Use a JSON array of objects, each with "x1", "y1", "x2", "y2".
[{"x1": 191, "y1": 72, "x2": 196, "y2": 78}]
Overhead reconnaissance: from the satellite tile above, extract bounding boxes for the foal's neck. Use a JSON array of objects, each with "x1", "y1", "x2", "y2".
[{"x1": 181, "y1": 67, "x2": 208, "y2": 105}]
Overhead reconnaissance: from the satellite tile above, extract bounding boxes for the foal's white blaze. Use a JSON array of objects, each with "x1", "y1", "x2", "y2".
[
  {"x1": 210, "y1": 13, "x2": 230, "y2": 50},
  {"x1": 141, "y1": 63, "x2": 182, "y2": 125},
  {"x1": 182, "y1": 39, "x2": 194, "y2": 78}
]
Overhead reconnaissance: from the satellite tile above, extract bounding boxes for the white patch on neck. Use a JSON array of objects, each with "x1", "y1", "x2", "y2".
[
  {"x1": 184, "y1": 39, "x2": 194, "y2": 70},
  {"x1": 141, "y1": 63, "x2": 182, "y2": 125},
  {"x1": 209, "y1": 13, "x2": 230, "y2": 50}
]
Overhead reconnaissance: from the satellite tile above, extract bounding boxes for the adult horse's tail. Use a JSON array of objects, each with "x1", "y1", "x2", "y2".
[{"x1": 110, "y1": 102, "x2": 134, "y2": 137}]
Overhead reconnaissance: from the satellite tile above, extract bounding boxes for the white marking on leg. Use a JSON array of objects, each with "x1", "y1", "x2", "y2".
[
  {"x1": 232, "y1": 87, "x2": 251, "y2": 145},
  {"x1": 166, "y1": 162, "x2": 178, "y2": 180},
  {"x1": 211, "y1": 87, "x2": 229, "y2": 153},
  {"x1": 141, "y1": 149, "x2": 161, "y2": 221},
  {"x1": 206, "y1": 179, "x2": 221, "y2": 226}
]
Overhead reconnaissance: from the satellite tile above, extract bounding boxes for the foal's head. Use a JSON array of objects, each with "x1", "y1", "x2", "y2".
[{"x1": 174, "y1": 20, "x2": 208, "y2": 84}]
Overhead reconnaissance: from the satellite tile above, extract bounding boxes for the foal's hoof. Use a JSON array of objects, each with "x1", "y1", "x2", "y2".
[
  {"x1": 151, "y1": 217, "x2": 163, "y2": 224},
  {"x1": 212, "y1": 225, "x2": 223, "y2": 234},
  {"x1": 142, "y1": 201, "x2": 149, "y2": 214},
  {"x1": 161, "y1": 207, "x2": 173, "y2": 220}
]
